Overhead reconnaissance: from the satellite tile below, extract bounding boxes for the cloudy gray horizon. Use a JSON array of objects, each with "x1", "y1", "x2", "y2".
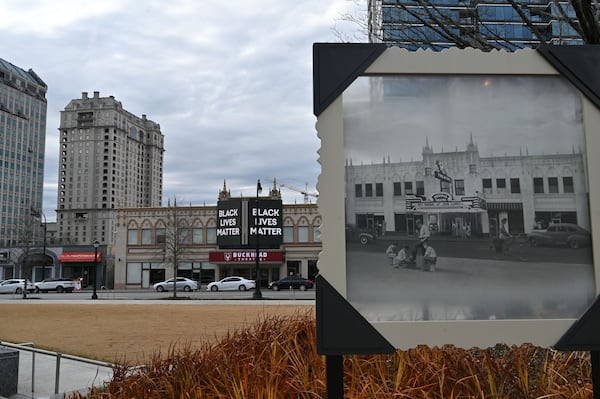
[
  {"x1": 1, "y1": 0, "x2": 361, "y2": 222},
  {"x1": 344, "y1": 75, "x2": 585, "y2": 165}
]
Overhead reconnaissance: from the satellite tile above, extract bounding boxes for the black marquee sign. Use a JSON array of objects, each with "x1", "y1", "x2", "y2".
[{"x1": 217, "y1": 198, "x2": 283, "y2": 249}]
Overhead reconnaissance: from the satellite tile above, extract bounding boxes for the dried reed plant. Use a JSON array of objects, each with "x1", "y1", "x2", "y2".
[{"x1": 71, "y1": 312, "x2": 592, "y2": 398}]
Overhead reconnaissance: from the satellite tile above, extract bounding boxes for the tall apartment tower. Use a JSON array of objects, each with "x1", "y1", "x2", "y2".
[
  {"x1": 57, "y1": 91, "x2": 164, "y2": 245},
  {"x1": 368, "y1": 0, "x2": 582, "y2": 50},
  {"x1": 0, "y1": 58, "x2": 48, "y2": 246}
]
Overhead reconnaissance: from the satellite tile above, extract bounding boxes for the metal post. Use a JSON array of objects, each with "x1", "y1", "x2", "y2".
[
  {"x1": 252, "y1": 179, "x2": 263, "y2": 300},
  {"x1": 92, "y1": 240, "x2": 99, "y2": 300},
  {"x1": 326, "y1": 355, "x2": 344, "y2": 399},
  {"x1": 592, "y1": 351, "x2": 600, "y2": 399},
  {"x1": 54, "y1": 352, "x2": 61, "y2": 395},
  {"x1": 31, "y1": 347, "x2": 35, "y2": 395}
]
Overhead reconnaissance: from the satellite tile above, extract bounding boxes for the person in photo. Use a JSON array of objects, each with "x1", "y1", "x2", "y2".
[
  {"x1": 385, "y1": 242, "x2": 399, "y2": 265},
  {"x1": 423, "y1": 241, "x2": 437, "y2": 272},
  {"x1": 395, "y1": 245, "x2": 412, "y2": 268}
]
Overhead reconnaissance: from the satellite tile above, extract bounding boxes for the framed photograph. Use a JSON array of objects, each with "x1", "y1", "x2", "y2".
[{"x1": 315, "y1": 46, "x2": 600, "y2": 350}]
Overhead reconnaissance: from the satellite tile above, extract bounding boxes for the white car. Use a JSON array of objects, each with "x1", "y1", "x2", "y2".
[
  {"x1": 207, "y1": 276, "x2": 256, "y2": 292},
  {"x1": 153, "y1": 277, "x2": 198, "y2": 292},
  {"x1": 34, "y1": 278, "x2": 76, "y2": 293},
  {"x1": 0, "y1": 279, "x2": 35, "y2": 294}
]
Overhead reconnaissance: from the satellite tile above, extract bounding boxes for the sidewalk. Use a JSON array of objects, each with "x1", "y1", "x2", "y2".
[{"x1": 3, "y1": 345, "x2": 114, "y2": 399}]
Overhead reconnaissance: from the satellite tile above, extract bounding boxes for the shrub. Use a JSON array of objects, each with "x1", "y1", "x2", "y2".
[{"x1": 72, "y1": 312, "x2": 592, "y2": 398}]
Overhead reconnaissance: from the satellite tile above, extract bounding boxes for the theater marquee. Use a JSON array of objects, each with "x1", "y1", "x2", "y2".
[{"x1": 216, "y1": 198, "x2": 283, "y2": 249}]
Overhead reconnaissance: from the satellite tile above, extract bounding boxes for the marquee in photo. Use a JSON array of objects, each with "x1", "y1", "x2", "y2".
[{"x1": 314, "y1": 44, "x2": 600, "y2": 354}]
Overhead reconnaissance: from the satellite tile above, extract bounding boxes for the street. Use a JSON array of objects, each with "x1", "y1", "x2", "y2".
[
  {"x1": 346, "y1": 236, "x2": 595, "y2": 322},
  {"x1": 0, "y1": 287, "x2": 315, "y2": 302}
]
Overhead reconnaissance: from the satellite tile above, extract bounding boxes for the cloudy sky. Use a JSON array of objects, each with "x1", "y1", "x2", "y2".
[
  {"x1": 344, "y1": 75, "x2": 585, "y2": 164},
  {"x1": 1, "y1": 0, "x2": 362, "y2": 221}
]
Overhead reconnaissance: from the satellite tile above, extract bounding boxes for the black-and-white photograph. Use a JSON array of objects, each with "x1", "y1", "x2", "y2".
[{"x1": 343, "y1": 75, "x2": 595, "y2": 322}]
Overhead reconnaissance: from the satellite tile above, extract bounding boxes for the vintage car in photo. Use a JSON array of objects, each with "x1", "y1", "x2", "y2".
[
  {"x1": 345, "y1": 224, "x2": 378, "y2": 245},
  {"x1": 527, "y1": 223, "x2": 591, "y2": 249}
]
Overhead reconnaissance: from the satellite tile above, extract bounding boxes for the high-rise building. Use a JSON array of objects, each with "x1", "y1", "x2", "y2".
[
  {"x1": 0, "y1": 58, "x2": 48, "y2": 246},
  {"x1": 57, "y1": 91, "x2": 164, "y2": 245},
  {"x1": 368, "y1": 0, "x2": 582, "y2": 50}
]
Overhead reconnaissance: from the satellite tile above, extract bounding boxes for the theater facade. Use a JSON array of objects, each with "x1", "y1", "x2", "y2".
[
  {"x1": 345, "y1": 137, "x2": 589, "y2": 238},
  {"x1": 113, "y1": 183, "x2": 321, "y2": 289}
]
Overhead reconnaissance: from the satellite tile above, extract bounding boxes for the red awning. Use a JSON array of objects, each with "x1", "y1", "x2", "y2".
[{"x1": 58, "y1": 252, "x2": 102, "y2": 263}]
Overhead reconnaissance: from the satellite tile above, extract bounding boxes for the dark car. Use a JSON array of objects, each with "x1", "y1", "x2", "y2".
[
  {"x1": 345, "y1": 224, "x2": 377, "y2": 245},
  {"x1": 528, "y1": 223, "x2": 591, "y2": 248},
  {"x1": 268, "y1": 275, "x2": 314, "y2": 291}
]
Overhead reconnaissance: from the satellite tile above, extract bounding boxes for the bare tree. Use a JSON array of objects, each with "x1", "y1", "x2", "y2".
[
  {"x1": 162, "y1": 198, "x2": 190, "y2": 298},
  {"x1": 13, "y1": 213, "x2": 36, "y2": 299},
  {"x1": 335, "y1": 0, "x2": 600, "y2": 49}
]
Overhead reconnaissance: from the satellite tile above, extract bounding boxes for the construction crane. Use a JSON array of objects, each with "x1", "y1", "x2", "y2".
[{"x1": 267, "y1": 179, "x2": 318, "y2": 204}]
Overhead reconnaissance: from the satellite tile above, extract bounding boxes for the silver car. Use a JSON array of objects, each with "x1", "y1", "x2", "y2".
[
  {"x1": 207, "y1": 276, "x2": 256, "y2": 292},
  {"x1": 0, "y1": 279, "x2": 35, "y2": 294},
  {"x1": 153, "y1": 277, "x2": 198, "y2": 292}
]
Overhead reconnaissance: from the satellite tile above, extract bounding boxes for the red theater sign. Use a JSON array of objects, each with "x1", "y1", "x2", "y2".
[{"x1": 209, "y1": 251, "x2": 284, "y2": 263}]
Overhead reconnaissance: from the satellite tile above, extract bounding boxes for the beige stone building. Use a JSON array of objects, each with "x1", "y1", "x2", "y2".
[
  {"x1": 113, "y1": 184, "x2": 320, "y2": 289},
  {"x1": 57, "y1": 91, "x2": 164, "y2": 246}
]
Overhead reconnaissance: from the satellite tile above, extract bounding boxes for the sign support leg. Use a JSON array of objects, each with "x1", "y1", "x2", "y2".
[
  {"x1": 326, "y1": 355, "x2": 344, "y2": 399},
  {"x1": 592, "y1": 351, "x2": 600, "y2": 399}
]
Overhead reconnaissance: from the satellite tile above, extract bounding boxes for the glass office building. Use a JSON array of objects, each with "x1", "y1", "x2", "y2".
[
  {"x1": 368, "y1": 0, "x2": 583, "y2": 49},
  {"x1": 0, "y1": 58, "x2": 47, "y2": 246}
]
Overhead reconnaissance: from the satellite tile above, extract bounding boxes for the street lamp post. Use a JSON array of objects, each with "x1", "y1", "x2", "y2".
[
  {"x1": 30, "y1": 207, "x2": 48, "y2": 280},
  {"x1": 92, "y1": 240, "x2": 99, "y2": 300},
  {"x1": 252, "y1": 179, "x2": 263, "y2": 300}
]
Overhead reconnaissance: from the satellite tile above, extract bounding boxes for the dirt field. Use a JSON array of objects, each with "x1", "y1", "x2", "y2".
[{"x1": 0, "y1": 303, "x2": 314, "y2": 364}]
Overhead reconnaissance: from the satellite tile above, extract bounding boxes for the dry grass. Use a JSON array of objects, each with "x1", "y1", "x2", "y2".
[{"x1": 72, "y1": 313, "x2": 592, "y2": 399}]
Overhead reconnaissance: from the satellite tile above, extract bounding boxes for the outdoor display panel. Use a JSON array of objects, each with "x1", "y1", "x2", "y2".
[
  {"x1": 314, "y1": 45, "x2": 600, "y2": 351},
  {"x1": 216, "y1": 198, "x2": 283, "y2": 249}
]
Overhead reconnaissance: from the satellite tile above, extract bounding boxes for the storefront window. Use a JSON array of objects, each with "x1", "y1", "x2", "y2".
[
  {"x1": 563, "y1": 176, "x2": 574, "y2": 193},
  {"x1": 283, "y1": 226, "x2": 294, "y2": 242},
  {"x1": 455, "y1": 179, "x2": 465, "y2": 196},
  {"x1": 510, "y1": 178, "x2": 520, "y2": 193},
  {"x1": 192, "y1": 228, "x2": 203, "y2": 244},
  {"x1": 178, "y1": 228, "x2": 189, "y2": 244},
  {"x1": 206, "y1": 227, "x2": 217, "y2": 244},
  {"x1": 548, "y1": 177, "x2": 559, "y2": 193},
  {"x1": 355, "y1": 184, "x2": 362, "y2": 197},
  {"x1": 298, "y1": 226, "x2": 309, "y2": 242},
  {"x1": 313, "y1": 225, "x2": 321, "y2": 242},
  {"x1": 126, "y1": 262, "x2": 142, "y2": 284},
  {"x1": 156, "y1": 228, "x2": 166, "y2": 244},
  {"x1": 141, "y1": 229, "x2": 152, "y2": 245},
  {"x1": 533, "y1": 177, "x2": 544, "y2": 193},
  {"x1": 482, "y1": 178, "x2": 492, "y2": 194},
  {"x1": 127, "y1": 229, "x2": 138, "y2": 245},
  {"x1": 416, "y1": 180, "x2": 424, "y2": 196}
]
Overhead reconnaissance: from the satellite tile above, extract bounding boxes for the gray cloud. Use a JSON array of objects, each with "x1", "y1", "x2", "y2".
[{"x1": 2, "y1": 1, "x2": 352, "y2": 220}]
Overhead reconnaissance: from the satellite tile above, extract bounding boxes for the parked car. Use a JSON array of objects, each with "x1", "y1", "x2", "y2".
[
  {"x1": 207, "y1": 276, "x2": 256, "y2": 292},
  {"x1": 153, "y1": 277, "x2": 198, "y2": 292},
  {"x1": 345, "y1": 224, "x2": 377, "y2": 245},
  {"x1": 34, "y1": 278, "x2": 76, "y2": 293},
  {"x1": 528, "y1": 223, "x2": 591, "y2": 249},
  {"x1": 0, "y1": 279, "x2": 35, "y2": 294},
  {"x1": 268, "y1": 275, "x2": 313, "y2": 291}
]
